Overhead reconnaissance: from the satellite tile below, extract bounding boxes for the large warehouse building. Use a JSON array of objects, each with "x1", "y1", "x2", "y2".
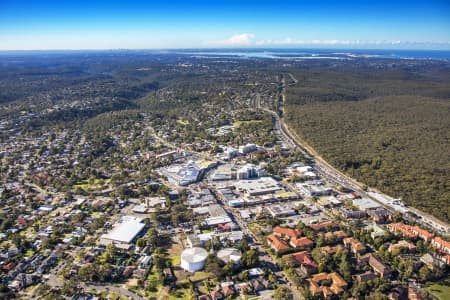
[
  {"x1": 100, "y1": 216, "x2": 146, "y2": 249},
  {"x1": 180, "y1": 247, "x2": 208, "y2": 272}
]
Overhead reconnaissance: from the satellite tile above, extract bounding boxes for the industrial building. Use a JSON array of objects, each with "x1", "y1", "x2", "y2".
[
  {"x1": 202, "y1": 203, "x2": 233, "y2": 227},
  {"x1": 203, "y1": 216, "x2": 232, "y2": 227},
  {"x1": 100, "y1": 216, "x2": 146, "y2": 249}
]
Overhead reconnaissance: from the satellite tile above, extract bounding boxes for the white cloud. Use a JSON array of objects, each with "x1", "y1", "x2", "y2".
[
  {"x1": 227, "y1": 33, "x2": 255, "y2": 45},
  {"x1": 206, "y1": 33, "x2": 255, "y2": 46}
]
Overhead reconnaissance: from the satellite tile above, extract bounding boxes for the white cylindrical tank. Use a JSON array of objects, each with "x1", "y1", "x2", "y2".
[
  {"x1": 217, "y1": 248, "x2": 242, "y2": 265},
  {"x1": 180, "y1": 247, "x2": 208, "y2": 272}
]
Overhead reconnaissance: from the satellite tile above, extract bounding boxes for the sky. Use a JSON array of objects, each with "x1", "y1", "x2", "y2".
[{"x1": 0, "y1": 0, "x2": 449, "y2": 50}]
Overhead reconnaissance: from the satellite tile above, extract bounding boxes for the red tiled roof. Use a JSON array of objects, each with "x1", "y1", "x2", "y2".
[
  {"x1": 321, "y1": 244, "x2": 346, "y2": 255},
  {"x1": 387, "y1": 223, "x2": 434, "y2": 241},
  {"x1": 309, "y1": 272, "x2": 348, "y2": 297},
  {"x1": 273, "y1": 226, "x2": 302, "y2": 238},
  {"x1": 290, "y1": 237, "x2": 314, "y2": 248},
  {"x1": 325, "y1": 230, "x2": 348, "y2": 240},
  {"x1": 343, "y1": 237, "x2": 366, "y2": 253},
  {"x1": 308, "y1": 221, "x2": 336, "y2": 231},
  {"x1": 443, "y1": 255, "x2": 450, "y2": 265},
  {"x1": 283, "y1": 251, "x2": 318, "y2": 268},
  {"x1": 2, "y1": 262, "x2": 16, "y2": 271},
  {"x1": 432, "y1": 237, "x2": 450, "y2": 254},
  {"x1": 222, "y1": 286, "x2": 234, "y2": 296},
  {"x1": 267, "y1": 234, "x2": 290, "y2": 251},
  {"x1": 411, "y1": 226, "x2": 434, "y2": 240}
]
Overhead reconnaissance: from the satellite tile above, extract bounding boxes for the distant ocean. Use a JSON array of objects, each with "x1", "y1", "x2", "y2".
[
  {"x1": 2, "y1": 48, "x2": 450, "y2": 61},
  {"x1": 176, "y1": 49, "x2": 450, "y2": 61}
]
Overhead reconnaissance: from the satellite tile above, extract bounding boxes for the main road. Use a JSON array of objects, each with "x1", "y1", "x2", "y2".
[{"x1": 266, "y1": 73, "x2": 449, "y2": 234}]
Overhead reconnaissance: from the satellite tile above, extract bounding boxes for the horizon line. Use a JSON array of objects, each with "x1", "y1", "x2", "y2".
[{"x1": 2, "y1": 47, "x2": 450, "y2": 52}]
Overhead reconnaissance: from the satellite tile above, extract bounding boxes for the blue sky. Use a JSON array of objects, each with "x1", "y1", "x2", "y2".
[{"x1": 0, "y1": 0, "x2": 449, "y2": 50}]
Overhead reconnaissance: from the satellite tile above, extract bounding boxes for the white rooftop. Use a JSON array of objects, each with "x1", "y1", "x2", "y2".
[
  {"x1": 235, "y1": 177, "x2": 282, "y2": 195},
  {"x1": 217, "y1": 248, "x2": 242, "y2": 263},
  {"x1": 101, "y1": 216, "x2": 145, "y2": 244},
  {"x1": 353, "y1": 198, "x2": 381, "y2": 210},
  {"x1": 249, "y1": 267, "x2": 264, "y2": 277},
  {"x1": 193, "y1": 206, "x2": 210, "y2": 215},
  {"x1": 204, "y1": 216, "x2": 232, "y2": 226}
]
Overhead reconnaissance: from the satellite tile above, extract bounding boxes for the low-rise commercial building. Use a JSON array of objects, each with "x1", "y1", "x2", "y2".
[
  {"x1": 235, "y1": 177, "x2": 282, "y2": 197},
  {"x1": 100, "y1": 216, "x2": 146, "y2": 249}
]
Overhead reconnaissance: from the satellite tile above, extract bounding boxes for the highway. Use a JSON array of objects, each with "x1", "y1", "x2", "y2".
[{"x1": 266, "y1": 73, "x2": 450, "y2": 235}]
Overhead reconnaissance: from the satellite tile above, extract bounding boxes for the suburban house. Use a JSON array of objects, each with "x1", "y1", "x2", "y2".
[
  {"x1": 369, "y1": 255, "x2": 391, "y2": 278},
  {"x1": 266, "y1": 234, "x2": 289, "y2": 252},
  {"x1": 289, "y1": 237, "x2": 314, "y2": 248},
  {"x1": 282, "y1": 251, "x2": 318, "y2": 275},
  {"x1": 308, "y1": 272, "x2": 348, "y2": 298},
  {"x1": 431, "y1": 237, "x2": 450, "y2": 254},
  {"x1": 343, "y1": 237, "x2": 366, "y2": 254},
  {"x1": 272, "y1": 226, "x2": 302, "y2": 239}
]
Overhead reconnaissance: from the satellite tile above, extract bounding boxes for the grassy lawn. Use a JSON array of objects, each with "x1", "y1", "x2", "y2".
[
  {"x1": 150, "y1": 286, "x2": 195, "y2": 300},
  {"x1": 248, "y1": 222, "x2": 264, "y2": 235},
  {"x1": 146, "y1": 268, "x2": 164, "y2": 298},
  {"x1": 189, "y1": 271, "x2": 212, "y2": 282},
  {"x1": 168, "y1": 235, "x2": 183, "y2": 268},
  {"x1": 197, "y1": 283, "x2": 209, "y2": 295},
  {"x1": 427, "y1": 282, "x2": 450, "y2": 300},
  {"x1": 91, "y1": 212, "x2": 104, "y2": 219},
  {"x1": 24, "y1": 283, "x2": 41, "y2": 297},
  {"x1": 171, "y1": 255, "x2": 181, "y2": 266},
  {"x1": 148, "y1": 269, "x2": 158, "y2": 282},
  {"x1": 108, "y1": 292, "x2": 125, "y2": 300},
  {"x1": 177, "y1": 119, "x2": 190, "y2": 126},
  {"x1": 146, "y1": 286, "x2": 163, "y2": 299},
  {"x1": 170, "y1": 288, "x2": 195, "y2": 300},
  {"x1": 73, "y1": 178, "x2": 111, "y2": 191}
]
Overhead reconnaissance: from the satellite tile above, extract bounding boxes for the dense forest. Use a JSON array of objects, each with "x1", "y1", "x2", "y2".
[{"x1": 285, "y1": 62, "x2": 450, "y2": 222}]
